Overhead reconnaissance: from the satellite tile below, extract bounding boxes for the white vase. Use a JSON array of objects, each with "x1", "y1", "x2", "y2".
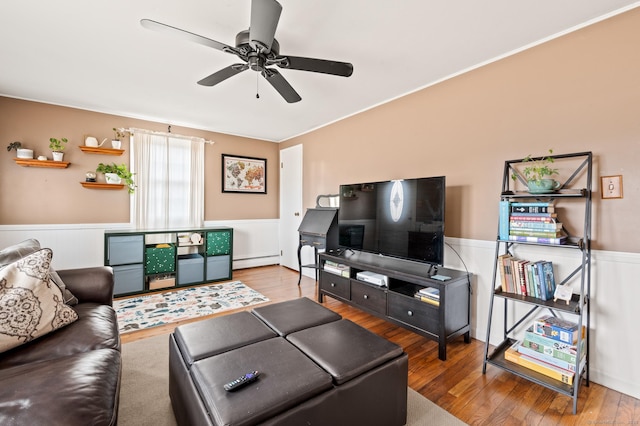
[
  {"x1": 105, "y1": 173, "x2": 122, "y2": 184},
  {"x1": 52, "y1": 151, "x2": 64, "y2": 161}
]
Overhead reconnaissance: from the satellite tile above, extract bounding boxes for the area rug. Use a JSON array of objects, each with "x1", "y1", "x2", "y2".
[
  {"x1": 119, "y1": 333, "x2": 468, "y2": 426},
  {"x1": 113, "y1": 281, "x2": 269, "y2": 334}
]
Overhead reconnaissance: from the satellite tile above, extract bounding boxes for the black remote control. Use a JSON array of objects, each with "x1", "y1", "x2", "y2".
[{"x1": 223, "y1": 371, "x2": 260, "y2": 392}]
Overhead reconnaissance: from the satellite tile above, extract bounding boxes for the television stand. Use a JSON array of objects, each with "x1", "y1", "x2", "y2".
[{"x1": 318, "y1": 250, "x2": 471, "y2": 361}]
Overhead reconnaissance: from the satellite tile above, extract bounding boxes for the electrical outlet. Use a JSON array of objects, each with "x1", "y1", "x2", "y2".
[{"x1": 601, "y1": 175, "x2": 623, "y2": 199}]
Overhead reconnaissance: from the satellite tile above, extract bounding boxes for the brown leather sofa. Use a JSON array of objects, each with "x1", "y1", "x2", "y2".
[{"x1": 0, "y1": 266, "x2": 121, "y2": 426}]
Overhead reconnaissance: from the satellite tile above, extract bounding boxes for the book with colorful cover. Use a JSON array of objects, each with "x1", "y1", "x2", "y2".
[
  {"x1": 510, "y1": 214, "x2": 557, "y2": 222},
  {"x1": 517, "y1": 343, "x2": 585, "y2": 372},
  {"x1": 510, "y1": 229, "x2": 564, "y2": 238},
  {"x1": 505, "y1": 341, "x2": 575, "y2": 385},
  {"x1": 523, "y1": 328, "x2": 585, "y2": 365},
  {"x1": 509, "y1": 220, "x2": 563, "y2": 231},
  {"x1": 510, "y1": 204, "x2": 555, "y2": 214},
  {"x1": 533, "y1": 315, "x2": 582, "y2": 344},
  {"x1": 499, "y1": 200, "x2": 510, "y2": 240},
  {"x1": 538, "y1": 261, "x2": 556, "y2": 300},
  {"x1": 508, "y1": 235, "x2": 567, "y2": 245}
]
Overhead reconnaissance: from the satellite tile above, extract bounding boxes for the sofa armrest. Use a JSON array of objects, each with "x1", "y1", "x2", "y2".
[{"x1": 57, "y1": 266, "x2": 115, "y2": 306}]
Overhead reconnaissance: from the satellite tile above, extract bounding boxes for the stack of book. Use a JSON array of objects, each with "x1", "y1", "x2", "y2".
[
  {"x1": 499, "y1": 201, "x2": 566, "y2": 245},
  {"x1": 497, "y1": 254, "x2": 557, "y2": 300},
  {"x1": 323, "y1": 260, "x2": 350, "y2": 277},
  {"x1": 505, "y1": 318, "x2": 585, "y2": 385},
  {"x1": 413, "y1": 287, "x2": 440, "y2": 306}
]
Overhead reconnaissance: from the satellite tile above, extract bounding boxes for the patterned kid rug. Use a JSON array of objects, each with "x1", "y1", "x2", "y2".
[{"x1": 114, "y1": 281, "x2": 269, "y2": 334}]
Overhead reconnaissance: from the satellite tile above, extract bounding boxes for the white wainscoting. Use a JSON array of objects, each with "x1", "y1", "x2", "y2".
[
  {"x1": 0, "y1": 219, "x2": 280, "y2": 271},
  {"x1": 1, "y1": 227, "x2": 638, "y2": 398}
]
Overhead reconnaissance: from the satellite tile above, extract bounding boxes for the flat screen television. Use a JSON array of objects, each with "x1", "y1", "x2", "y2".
[{"x1": 338, "y1": 176, "x2": 445, "y2": 266}]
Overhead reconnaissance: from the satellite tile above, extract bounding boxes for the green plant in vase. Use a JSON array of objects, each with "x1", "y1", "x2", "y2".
[
  {"x1": 512, "y1": 149, "x2": 560, "y2": 193},
  {"x1": 96, "y1": 162, "x2": 136, "y2": 193},
  {"x1": 49, "y1": 137, "x2": 68, "y2": 161}
]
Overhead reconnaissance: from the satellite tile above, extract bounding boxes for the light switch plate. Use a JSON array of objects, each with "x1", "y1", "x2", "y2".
[{"x1": 601, "y1": 175, "x2": 623, "y2": 199}]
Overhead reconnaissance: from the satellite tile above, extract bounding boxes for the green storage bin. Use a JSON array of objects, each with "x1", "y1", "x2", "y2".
[
  {"x1": 145, "y1": 244, "x2": 176, "y2": 274},
  {"x1": 206, "y1": 230, "x2": 231, "y2": 256}
]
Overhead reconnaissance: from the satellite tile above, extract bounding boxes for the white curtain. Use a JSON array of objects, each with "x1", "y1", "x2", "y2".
[{"x1": 131, "y1": 131, "x2": 204, "y2": 229}]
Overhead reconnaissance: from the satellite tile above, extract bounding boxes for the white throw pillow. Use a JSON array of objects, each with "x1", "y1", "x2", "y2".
[{"x1": 0, "y1": 248, "x2": 78, "y2": 353}]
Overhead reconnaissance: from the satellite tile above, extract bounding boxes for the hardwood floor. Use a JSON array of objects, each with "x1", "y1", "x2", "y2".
[{"x1": 118, "y1": 265, "x2": 639, "y2": 425}]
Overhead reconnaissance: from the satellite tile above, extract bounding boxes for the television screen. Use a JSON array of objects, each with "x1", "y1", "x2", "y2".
[{"x1": 338, "y1": 176, "x2": 445, "y2": 265}]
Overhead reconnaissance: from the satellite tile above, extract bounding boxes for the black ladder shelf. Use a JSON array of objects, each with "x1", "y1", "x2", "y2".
[{"x1": 482, "y1": 151, "x2": 592, "y2": 415}]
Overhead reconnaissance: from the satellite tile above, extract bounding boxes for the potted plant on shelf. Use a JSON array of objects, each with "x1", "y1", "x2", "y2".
[
  {"x1": 7, "y1": 141, "x2": 34, "y2": 159},
  {"x1": 96, "y1": 162, "x2": 136, "y2": 193},
  {"x1": 512, "y1": 149, "x2": 560, "y2": 193},
  {"x1": 111, "y1": 128, "x2": 128, "y2": 149},
  {"x1": 49, "y1": 137, "x2": 68, "y2": 161}
]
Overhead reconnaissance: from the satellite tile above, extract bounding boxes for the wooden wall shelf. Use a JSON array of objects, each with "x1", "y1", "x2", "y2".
[
  {"x1": 79, "y1": 146, "x2": 124, "y2": 155},
  {"x1": 80, "y1": 182, "x2": 125, "y2": 190},
  {"x1": 14, "y1": 158, "x2": 70, "y2": 168}
]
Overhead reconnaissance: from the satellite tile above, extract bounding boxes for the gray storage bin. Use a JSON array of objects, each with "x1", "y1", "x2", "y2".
[
  {"x1": 178, "y1": 254, "x2": 204, "y2": 285},
  {"x1": 206, "y1": 255, "x2": 231, "y2": 281},
  {"x1": 113, "y1": 264, "x2": 144, "y2": 296},
  {"x1": 107, "y1": 235, "x2": 144, "y2": 265}
]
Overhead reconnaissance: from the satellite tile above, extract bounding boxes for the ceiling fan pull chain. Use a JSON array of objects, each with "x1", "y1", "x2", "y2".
[{"x1": 256, "y1": 72, "x2": 260, "y2": 99}]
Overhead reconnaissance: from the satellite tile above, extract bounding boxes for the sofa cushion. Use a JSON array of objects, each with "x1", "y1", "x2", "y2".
[
  {"x1": 0, "y1": 303, "x2": 120, "y2": 369},
  {"x1": 0, "y1": 249, "x2": 78, "y2": 354},
  {"x1": 0, "y1": 348, "x2": 121, "y2": 426},
  {"x1": 0, "y1": 239, "x2": 78, "y2": 305}
]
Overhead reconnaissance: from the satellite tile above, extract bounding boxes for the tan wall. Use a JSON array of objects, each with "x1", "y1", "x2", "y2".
[
  {"x1": 281, "y1": 8, "x2": 640, "y2": 253},
  {"x1": 0, "y1": 98, "x2": 279, "y2": 224}
]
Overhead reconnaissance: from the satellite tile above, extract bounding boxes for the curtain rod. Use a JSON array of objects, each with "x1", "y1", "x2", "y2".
[{"x1": 118, "y1": 127, "x2": 215, "y2": 145}]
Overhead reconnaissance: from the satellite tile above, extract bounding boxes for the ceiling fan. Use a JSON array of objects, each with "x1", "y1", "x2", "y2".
[{"x1": 141, "y1": 0, "x2": 353, "y2": 103}]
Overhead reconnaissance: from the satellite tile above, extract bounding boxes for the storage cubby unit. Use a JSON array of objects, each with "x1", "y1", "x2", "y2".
[
  {"x1": 482, "y1": 152, "x2": 592, "y2": 414},
  {"x1": 318, "y1": 250, "x2": 471, "y2": 360},
  {"x1": 104, "y1": 227, "x2": 233, "y2": 296}
]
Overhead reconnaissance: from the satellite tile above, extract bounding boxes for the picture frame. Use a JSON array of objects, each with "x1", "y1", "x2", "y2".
[{"x1": 222, "y1": 154, "x2": 267, "y2": 194}]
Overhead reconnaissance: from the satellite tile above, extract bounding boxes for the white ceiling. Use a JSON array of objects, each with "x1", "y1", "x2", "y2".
[{"x1": 1, "y1": 1, "x2": 638, "y2": 142}]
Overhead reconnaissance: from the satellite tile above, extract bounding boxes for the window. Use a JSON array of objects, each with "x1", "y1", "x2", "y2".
[{"x1": 130, "y1": 131, "x2": 204, "y2": 229}]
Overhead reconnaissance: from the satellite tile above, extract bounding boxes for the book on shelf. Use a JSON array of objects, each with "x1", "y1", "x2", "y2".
[
  {"x1": 505, "y1": 341, "x2": 576, "y2": 385},
  {"x1": 509, "y1": 214, "x2": 557, "y2": 221},
  {"x1": 522, "y1": 327, "x2": 585, "y2": 365},
  {"x1": 508, "y1": 235, "x2": 567, "y2": 245},
  {"x1": 418, "y1": 286, "x2": 440, "y2": 299},
  {"x1": 510, "y1": 229, "x2": 564, "y2": 238},
  {"x1": 499, "y1": 201, "x2": 510, "y2": 240},
  {"x1": 510, "y1": 203, "x2": 555, "y2": 214},
  {"x1": 533, "y1": 315, "x2": 583, "y2": 345},
  {"x1": 509, "y1": 220, "x2": 563, "y2": 231},
  {"x1": 414, "y1": 293, "x2": 440, "y2": 306},
  {"x1": 496, "y1": 256, "x2": 556, "y2": 300},
  {"x1": 517, "y1": 342, "x2": 585, "y2": 373}
]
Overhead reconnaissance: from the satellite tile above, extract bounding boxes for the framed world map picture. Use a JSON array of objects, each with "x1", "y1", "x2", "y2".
[{"x1": 222, "y1": 154, "x2": 267, "y2": 194}]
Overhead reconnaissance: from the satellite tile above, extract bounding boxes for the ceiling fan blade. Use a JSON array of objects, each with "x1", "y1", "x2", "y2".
[
  {"x1": 278, "y1": 56, "x2": 353, "y2": 77},
  {"x1": 249, "y1": 0, "x2": 282, "y2": 53},
  {"x1": 140, "y1": 19, "x2": 236, "y2": 54},
  {"x1": 262, "y1": 68, "x2": 301, "y2": 103},
  {"x1": 198, "y1": 64, "x2": 249, "y2": 86}
]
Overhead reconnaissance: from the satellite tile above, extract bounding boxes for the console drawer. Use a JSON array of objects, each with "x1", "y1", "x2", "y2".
[
  {"x1": 320, "y1": 271, "x2": 350, "y2": 300},
  {"x1": 387, "y1": 292, "x2": 438, "y2": 334},
  {"x1": 351, "y1": 280, "x2": 386, "y2": 315}
]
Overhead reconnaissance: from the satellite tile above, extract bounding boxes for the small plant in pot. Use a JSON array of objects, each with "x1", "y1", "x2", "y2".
[
  {"x1": 49, "y1": 137, "x2": 68, "y2": 161},
  {"x1": 512, "y1": 149, "x2": 560, "y2": 193},
  {"x1": 96, "y1": 162, "x2": 136, "y2": 193},
  {"x1": 111, "y1": 128, "x2": 129, "y2": 149},
  {"x1": 7, "y1": 141, "x2": 34, "y2": 159}
]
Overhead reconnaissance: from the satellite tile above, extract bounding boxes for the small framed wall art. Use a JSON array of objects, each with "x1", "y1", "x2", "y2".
[{"x1": 222, "y1": 154, "x2": 267, "y2": 194}]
